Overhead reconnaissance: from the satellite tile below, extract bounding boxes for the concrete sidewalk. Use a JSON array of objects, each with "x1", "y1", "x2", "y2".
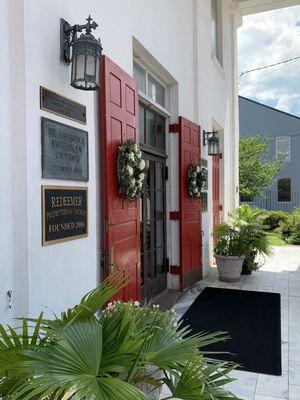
[{"x1": 162, "y1": 246, "x2": 300, "y2": 400}]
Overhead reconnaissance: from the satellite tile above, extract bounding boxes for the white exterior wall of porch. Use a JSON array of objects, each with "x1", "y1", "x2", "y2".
[{"x1": 0, "y1": 0, "x2": 240, "y2": 320}]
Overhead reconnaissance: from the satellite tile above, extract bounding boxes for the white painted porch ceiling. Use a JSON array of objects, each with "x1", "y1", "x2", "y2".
[{"x1": 238, "y1": 0, "x2": 300, "y2": 15}]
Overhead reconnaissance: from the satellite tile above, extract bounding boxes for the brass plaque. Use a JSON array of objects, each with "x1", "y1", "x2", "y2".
[
  {"x1": 42, "y1": 186, "x2": 88, "y2": 245},
  {"x1": 41, "y1": 117, "x2": 89, "y2": 181},
  {"x1": 40, "y1": 86, "x2": 87, "y2": 124}
]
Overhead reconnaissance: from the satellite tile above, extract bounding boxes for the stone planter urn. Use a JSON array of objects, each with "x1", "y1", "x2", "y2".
[
  {"x1": 134, "y1": 367, "x2": 164, "y2": 399},
  {"x1": 214, "y1": 254, "x2": 245, "y2": 282}
]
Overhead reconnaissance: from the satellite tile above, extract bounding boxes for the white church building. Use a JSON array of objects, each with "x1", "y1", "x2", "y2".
[{"x1": 0, "y1": 0, "x2": 298, "y2": 322}]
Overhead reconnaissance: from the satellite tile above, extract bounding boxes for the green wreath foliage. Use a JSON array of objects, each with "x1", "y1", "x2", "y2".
[
  {"x1": 186, "y1": 163, "x2": 206, "y2": 198},
  {"x1": 117, "y1": 139, "x2": 147, "y2": 201}
]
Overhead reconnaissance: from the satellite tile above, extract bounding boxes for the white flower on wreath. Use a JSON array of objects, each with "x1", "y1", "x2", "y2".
[
  {"x1": 192, "y1": 180, "x2": 196, "y2": 186},
  {"x1": 136, "y1": 151, "x2": 142, "y2": 159},
  {"x1": 192, "y1": 171, "x2": 197, "y2": 178},
  {"x1": 138, "y1": 181, "x2": 143, "y2": 188},
  {"x1": 139, "y1": 173, "x2": 145, "y2": 181},
  {"x1": 196, "y1": 166, "x2": 201, "y2": 173},
  {"x1": 128, "y1": 152, "x2": 135, "y2": 161},
  {"x1": 194, "y1": 188, "x2": 199, "y2": 194},
  {"x1": 139, "y1": 159, "x2": 146, "y2": 170},
  {"x1": 131, "y1": 178, "x2": 136, "y2": 187},
  {"x1": 126, "y1": 165, "x2": 134, "y2": 176},
  {"x1": 134, "y1": 143, "x2": 138, "y2": 152}
]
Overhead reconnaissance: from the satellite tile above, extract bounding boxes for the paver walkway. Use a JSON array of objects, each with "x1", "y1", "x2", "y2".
[{"x1": 161, "y1": 246, "x2": 300, "y2": 400}]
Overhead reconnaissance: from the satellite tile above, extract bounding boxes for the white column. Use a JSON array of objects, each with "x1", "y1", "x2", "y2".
[{"x1": 0, "y1": 0, "x2": 28, "y2": 323}]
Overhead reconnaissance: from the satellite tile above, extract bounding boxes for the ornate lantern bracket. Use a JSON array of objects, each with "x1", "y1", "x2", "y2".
[
  {"x1": 60, "y1": 15, "x2": 103, "y2": 90},
  {"x1": 203, "y1": 130, "x2": 221, "y2": 156}
]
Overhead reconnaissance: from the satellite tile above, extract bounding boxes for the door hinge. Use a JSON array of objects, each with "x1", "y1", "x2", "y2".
[
  {"x1": 104, "y1": 217, "x2": 109, "y2": 233},
  {"x1": 165, "y1": 165, "x2": 169, "y2": 180},
  {"x1": 170, "y1": 265, "x2": 181, "y2": 275},
  {"x1": 169, "y1": 123, "x2": 180, "y2": 133},
  {"x1": 170, "y1": 211, "x2": 180, "y2": 220}
]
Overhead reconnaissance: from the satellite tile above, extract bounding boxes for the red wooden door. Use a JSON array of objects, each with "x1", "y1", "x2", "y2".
[
  {"x1": 178, "y1": 117, "x2": 202, "y2": 289},
  {"x1": 212, "y1": 154, "x2": 221, "y2": 230},
  {"x1": 100, "y1": 55, "x2": 140, "y2": 301}
]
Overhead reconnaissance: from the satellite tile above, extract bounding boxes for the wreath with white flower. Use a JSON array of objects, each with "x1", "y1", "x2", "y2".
[
  {"x1": 117, "y1": 139, "x2": 147, "y2": 201},
  {"x1": 186, "y1": 163, "x2": 206, "y2": 198}
]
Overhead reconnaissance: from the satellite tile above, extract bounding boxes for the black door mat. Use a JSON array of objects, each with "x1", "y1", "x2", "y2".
[{"x1": 181, "y1": 287, "x2": 282, "y2": 375}]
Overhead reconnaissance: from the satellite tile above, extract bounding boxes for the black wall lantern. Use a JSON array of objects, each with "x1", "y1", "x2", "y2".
[
  {"x1": 203, "y1": 130, "x2": 220, "y2": 156},
  {"x1": 60, "y1": 15, "x2": 103, "y2": 90}
]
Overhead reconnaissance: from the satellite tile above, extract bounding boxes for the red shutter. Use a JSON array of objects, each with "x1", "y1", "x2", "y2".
[
  {"x1": 212, "y1": 154, "x2": 221, "y2": 230},
  {"x1": 100, "y1": 56, "x2": 140, "y2": 301},
  {"x1": 178, "y1": 117, "x2": 202, "y2": 289}
]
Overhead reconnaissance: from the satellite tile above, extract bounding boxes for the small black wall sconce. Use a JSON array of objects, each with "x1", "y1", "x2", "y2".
[
  {"x1": 60, "y1": 15, "x2": 103, "y2": 90},
  {"x1": 203, "y1": 130, "x2": 220, "y2": 156}
]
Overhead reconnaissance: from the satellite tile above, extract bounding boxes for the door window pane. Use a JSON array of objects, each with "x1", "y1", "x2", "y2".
[
  {"x1": 156, "y1": 247, "x2": 164, "y2": 273},
  {"x1": 139, "y1": 104, "x2": 145, "y2": 143},
  {"x1": 278, "y1": 178, "x2": 291, "y2": 202},
  {"x1": 156, "y1": 221, "x2": 164, "y2": 247},
  {"x1": 145, "y1": 109, "x2": 155, "y2": 147},
  {"x1": 155, "y1": 191, "x2": 164, "y2": 214},
  {"x1": 139, "y1": 103, "x2": 166, "y2": 151},
  {"x1": 156, "y1": 115, "x2": 165, "y2": 150},
  {"x1": 155, "y1": 162, "x2": 164, "y2": 189}
]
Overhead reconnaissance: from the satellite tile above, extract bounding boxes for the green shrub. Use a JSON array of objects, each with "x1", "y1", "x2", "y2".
[
  {"x1": 286, "y1": 228, "x2": 300, "y2": 244},
  {"x1": 262, "y1": 211, "x2": 289, "y2": 231},
  {"x1": 279, "y1": 209, "x2": 300, "y2": 245}
]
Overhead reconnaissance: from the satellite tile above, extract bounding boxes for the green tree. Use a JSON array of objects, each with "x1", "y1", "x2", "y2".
[{"x1": 239, "y1": 135, "x2": 282, "y2": 201}]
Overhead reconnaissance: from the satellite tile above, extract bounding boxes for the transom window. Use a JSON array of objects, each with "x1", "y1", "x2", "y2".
[
  {"x1": 139, "y1": 103, "x2": 166, "y2": 152},
  {"x1": 278, "y1": 178, "x2": 291, "y2": 202},
  {"x1": 211, "y1": 0, "x2": 223, "y2": 65},
  {"x1": 276, "y1": 137, "x2": 290, "y2": 162},
  {"x1": 133, "y1": 61, "x2": 166, "y2": 108}
]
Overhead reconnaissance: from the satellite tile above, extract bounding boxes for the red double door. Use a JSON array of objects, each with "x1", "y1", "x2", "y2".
[
  {"x1": 171, "y1": 117, "x2": 203, "y2": 289},
  {"x1": 100, "y1": 56, "x2": 202, "y2": 300},
  {"x1": 100, "y1": 56, "x2": 140, "y2": 301},
  {"x1": 212, "y1": 154, "x2": 222, "y2": 230}
]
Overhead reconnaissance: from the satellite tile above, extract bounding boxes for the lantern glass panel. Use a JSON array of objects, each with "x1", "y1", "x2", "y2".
[
  {"x1": 71, "y1": 35, "x2": 101, "y2": 90},
  {"x1": 208, "y1": 135, "x2": 220, "y2": 156},
  {"x1": 76, "y1": 54, "x2": 86, "y2": 81}
]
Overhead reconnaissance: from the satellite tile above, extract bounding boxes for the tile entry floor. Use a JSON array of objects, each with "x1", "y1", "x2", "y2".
[{"x1": 160, "y1": 246, "x2": 300, "y2": 400}]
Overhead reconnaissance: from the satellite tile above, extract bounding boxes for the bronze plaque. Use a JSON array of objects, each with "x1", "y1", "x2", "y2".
[
  {"x1": 40, "y1": 86, "x2": 87, "y2": 124},
  {"x1": 42, "y1": 186, "x2": 88, "y2": 245},
  {"x1": 41, "y1": 117, "x2": 88, "y2": 181}
]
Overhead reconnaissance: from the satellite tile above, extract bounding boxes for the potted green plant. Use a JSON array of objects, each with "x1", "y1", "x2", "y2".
[
  {"x1": 230, "y1": 205, "x2": 271, "y2": 275},
  {"x1": 0, "y1": 274, "x2": 239, "y2": 400},
  {"x1": 214, "y1": 224, "x2": 247, "y2": 282}
]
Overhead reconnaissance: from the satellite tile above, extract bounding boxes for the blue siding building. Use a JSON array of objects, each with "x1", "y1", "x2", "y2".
[{"x1": 239, "y1": 96, "x2": 300, "y2": 211}]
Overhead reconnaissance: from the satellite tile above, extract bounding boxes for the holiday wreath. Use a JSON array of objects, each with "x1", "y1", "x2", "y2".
[
  {"x1": 186, "y1": 163, "x2": 206, "y2": 198},
  {"x1": 117, "y1": 139, "x2": 147, "y2": 201}
]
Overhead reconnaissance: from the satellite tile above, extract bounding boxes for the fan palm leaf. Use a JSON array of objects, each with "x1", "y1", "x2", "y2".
[{"x1": 9, "y1": 320, "x2": 148, "y2": 400}]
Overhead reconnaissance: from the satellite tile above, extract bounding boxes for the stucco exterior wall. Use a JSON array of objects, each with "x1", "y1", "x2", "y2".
[{"x1": 0, "y1": 0, "x2": 240, "y2": 321}]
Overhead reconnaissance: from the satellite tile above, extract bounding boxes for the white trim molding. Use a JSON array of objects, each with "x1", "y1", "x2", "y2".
[{"x1": 238, "y1": 0, "x2": 300, "y2": 15}]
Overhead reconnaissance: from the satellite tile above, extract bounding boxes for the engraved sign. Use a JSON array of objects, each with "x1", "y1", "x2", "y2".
[
  {"x1": 42, "y1": 186, "x2": 88, "y2": 245},
  {"x1": 42, "y1": 117, "x2": 88, "y2": 181},
  {"x1": 40, "y1": 87, "x2": 86, "y2": 124}
]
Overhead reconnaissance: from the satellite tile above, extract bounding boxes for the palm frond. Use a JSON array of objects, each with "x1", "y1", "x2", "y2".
[
  {"x1": 163, "y1": 356, "x2": 239, "y2": 400},
  {"x1": 60, "y1": 272, "x2": 127, "y2": 322}
]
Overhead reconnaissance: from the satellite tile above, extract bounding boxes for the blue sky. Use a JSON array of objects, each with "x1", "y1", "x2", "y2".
[{"x1": 238, "y1": 5, "x2": 300, "y2": 116}]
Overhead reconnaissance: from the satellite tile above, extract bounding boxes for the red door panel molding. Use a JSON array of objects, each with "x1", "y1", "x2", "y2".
[{"x1": 100, "y1": 55, "x2": 140, "y2": 301}]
